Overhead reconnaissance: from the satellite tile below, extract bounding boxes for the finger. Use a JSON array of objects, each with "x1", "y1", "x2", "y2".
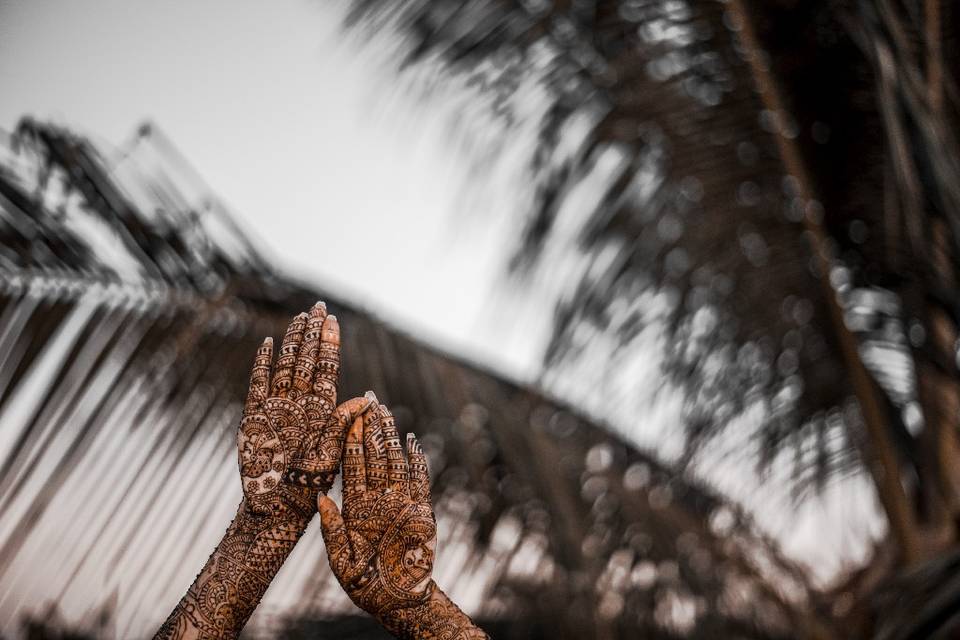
[
  {"x1": 319, "y1": 495, "x2": 372, "y2": 584},
  {"x1": 272, "y1": 312, "x2": 308, "y2": 396},
  {"x1": 318, "y1": 495, "x2": 353, "y2": 575},
  {"x1": 379, "y1": 405, "x2": 409, "y2": 493},
  {"x1": 364, "y1": 403, "x2": 389, "y2": 493},
  {"x1": 291, "y1": 302, "x2": 326, "y2": 399},
  {"x1": 244, "y1": 337, "x2": 273, "y2": 413},
  {"x1": 407, "y1": 433, "x2": 431, "y2": 505},
  {"x1": 342, "y1": 414, "x2": 367, "y2": 499},
  {"x1": 320, "y1": 393, "x2": 377, "y2": 465},
  {"x1": 313, "y1": 314, "x2": 340, "y2": 408}
]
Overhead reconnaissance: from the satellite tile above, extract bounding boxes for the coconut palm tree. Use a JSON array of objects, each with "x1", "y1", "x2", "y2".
[{"x1": 344, "y1": 0, "x2": 960, "y2": 635}]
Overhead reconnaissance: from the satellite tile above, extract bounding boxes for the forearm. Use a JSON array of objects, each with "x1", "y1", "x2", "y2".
[
  {"x1": 154, "y1": 488, "x2": 315, "y2": 640},
  {"x1": 378, "y1": 582, "x2": 490, "y2": 640}
]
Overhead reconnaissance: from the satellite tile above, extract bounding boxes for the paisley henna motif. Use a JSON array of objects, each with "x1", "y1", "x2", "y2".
[
  {"x1": 155, "y1": 302, "x2": 370, "y2": 640},
  {"x1": 319, "y1": 404, "x2": 489, "y2": 640}
]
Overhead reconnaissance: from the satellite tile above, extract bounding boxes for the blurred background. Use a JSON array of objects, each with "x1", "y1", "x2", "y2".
[{"x1": 0, "y1": 0, "x2": 959, "y2": 638}]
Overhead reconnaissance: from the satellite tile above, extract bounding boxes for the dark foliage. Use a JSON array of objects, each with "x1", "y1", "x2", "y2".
[{"x1": 345, "y1": 0, "x2": 960, "y2": 504}]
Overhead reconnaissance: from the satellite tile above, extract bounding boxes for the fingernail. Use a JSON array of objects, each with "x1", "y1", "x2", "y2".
[
  {"x1": 264, "y1": 336, "x2": 273, "y2": 345},
  {"x1": 314, "y1": 301, "x2": 327, "y2": 312},
  {"x1": 364, "y1": 390, "x2": 378, "y2": 404},
  {"x1": 327, "y1": 314, "x2": 338, "y2": 324}
]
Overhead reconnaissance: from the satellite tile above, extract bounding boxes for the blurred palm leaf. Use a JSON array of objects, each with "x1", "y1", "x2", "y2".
[
  {"x1": 0, "y1": 119, "x2": 825, "y2": 638},
  {"x1": 345, "y1": 0, "x2": 960, "y2": 544}
]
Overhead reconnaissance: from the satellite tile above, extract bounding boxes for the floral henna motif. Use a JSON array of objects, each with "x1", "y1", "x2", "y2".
[
  {"x1": 155, "y1": 303, "x2": 370, "y2": 640},
  {"x1": 319, "y1": 404, "x2": 489, "y2": 640}
]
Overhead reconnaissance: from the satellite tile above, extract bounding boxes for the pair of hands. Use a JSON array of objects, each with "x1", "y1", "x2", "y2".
[{"x1": 237, "y1": 301, "x2": 437, "y2": 619}]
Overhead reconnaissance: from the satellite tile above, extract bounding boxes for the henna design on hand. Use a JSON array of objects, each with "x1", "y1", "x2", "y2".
[
  {"x1": 319, "y1": 403, "x2": 489, "y2": 640},
  {"x1": 156, "y1": 498, "x2": 313, "y2": 640},
  {"x1": 155, "y1": 303, "x2": 370, "y2": 640},
  {"x1": 239, "y1": 303, "x2": 349, "y2": 504}
]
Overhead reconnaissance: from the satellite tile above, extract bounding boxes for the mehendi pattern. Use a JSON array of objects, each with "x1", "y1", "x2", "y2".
[
  {"x1": 318, "y1": 404, "x2": 490, "y2": 639},
  {"x1": 158, "y1": 494, "x2": 312, "y2": 639},
  {"x1": 154, "y1": 303, "x2": 369, "y2": 640},
  {"x1": 381, "y1": 588, "x2": 491, "y2": 640}
]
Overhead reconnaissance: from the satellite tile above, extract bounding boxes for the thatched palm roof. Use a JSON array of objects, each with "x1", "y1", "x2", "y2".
[{"x1": 0, "y1": 119, "x2": 821, "y2": 638}]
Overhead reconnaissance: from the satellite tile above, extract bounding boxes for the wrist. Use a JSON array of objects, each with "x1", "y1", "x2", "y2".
[
  {"x1": 242, "y1": 483, "x2": 317, "y2": 523},
  {"x1": 377, "y1": 583, "x2": 489, "y2": 640}
]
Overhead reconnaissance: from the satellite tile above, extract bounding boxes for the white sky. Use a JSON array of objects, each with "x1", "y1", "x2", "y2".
[
  {"x1": 0, "y1": 0, "x2": 545, "y2": 378},
  {"x1": 0, "y1": 0, "x2": 884, "y2": 585}
]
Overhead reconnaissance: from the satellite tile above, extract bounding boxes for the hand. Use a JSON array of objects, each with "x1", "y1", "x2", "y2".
[
  {"x1": 318, "y1": 403, "x2": 489, "y2": 639},
  {"x1": 318, "y1": 403, "x2": 437, "y2": 614},
  {"x1": 239, "y1": 302, "x2": 361, "y2": 513},
  {"x1": 154, "y1": 303, "x2": 371, "y2": 640}
]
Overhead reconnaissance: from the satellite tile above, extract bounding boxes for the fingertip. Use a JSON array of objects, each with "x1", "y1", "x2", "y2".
[
  {"x1": 321, "y1": 314, "x2": 340, "y2": 347},
  {"x1": 317, "y1": 494, "x2": 337, "y2": 514},
  {"x1": 346, "y1": 414, "x2": 364, "y2": 443},
  {"x1": 317, "y1": 495, "x2": 344, "y2": 531},
  {"x1": 338, "y1": 396, "x2": 372, "y2": 421}
]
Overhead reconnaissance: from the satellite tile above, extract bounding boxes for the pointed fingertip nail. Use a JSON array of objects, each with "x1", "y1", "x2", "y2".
[
  {"x1": 327, "y1": 314, "x2": 338, "y2": 324},
  {"x1": 314, "y1": 300, "x2": 327, "y2": 311},
  {"x1": 264, "y1": 336, "x2": 273, "y2": 345},
  {"x1": 364, "y1": 390, "x2": 378, "y2": 404}
]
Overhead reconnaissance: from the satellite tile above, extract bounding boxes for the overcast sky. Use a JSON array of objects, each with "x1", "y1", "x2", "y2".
[{"x1": 0, "y1": 0, "x2": 547, "y2": 378}]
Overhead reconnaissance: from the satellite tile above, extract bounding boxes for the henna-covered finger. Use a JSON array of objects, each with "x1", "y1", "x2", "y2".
[
  {"x1": 325, "y1": 392, "x2": 377, "y2": 457},
  {"x1": 379, "y1": 405, "x2": 409, "y2": 494},
  {"x1": 271, "y1": 312, "x2": 308, "y2": 396},
  {"x1": 318, "y1": 495, "x2": 370, "y2": 585},
  {"x1": 244, "y1": 337, "x2": 273, "y2": 414},
  {"x1": 290, "y1": 302, "x2": 325, "y2": 400},
  {"x1": 313, "y1": 314, "x2": 340, "y2": 409},
  {"x1": 318, "y1": 495, "x2": 351, "y2": 564},
  {"x1": 407, "y1": 433, "x2": 431, "y2": 505},
  {"x1": 306, "y1": 393, "x2": 377, "y2": 490},
  {"x1": 364, "y1": 405, "x2": 389, "y2": 492},
  {"x1": 342, "y1": 414, "x2": 368, "y2": 500}
]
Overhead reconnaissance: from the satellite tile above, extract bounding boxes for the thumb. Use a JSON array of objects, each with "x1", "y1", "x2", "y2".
[
  {"x1": 317, "y1": 495, "x2": 348, "y2": 554},
  {"x1": 335, "y1": 391, "x2": 378, "y2": 426},
  {"x1": 318, "y1": 495, "x2": 366, "y2": 584},
  {"x1": 323, "y1": 392, "x2": 379, "y2": 457}
]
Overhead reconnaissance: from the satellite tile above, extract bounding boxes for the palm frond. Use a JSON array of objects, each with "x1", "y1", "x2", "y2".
[
  {"x1": 0, "y1": 119, "x2": 823, "y2": 638},
  {"x1": 344, "y1": 0, "x2": 960, "y2": 522}
]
